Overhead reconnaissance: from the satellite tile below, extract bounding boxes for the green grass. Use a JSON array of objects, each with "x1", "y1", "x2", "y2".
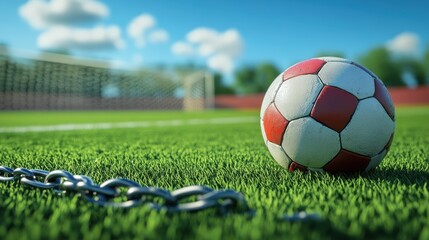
[
  {"x1": 0, "y1": 110, "x2": 257, "y2": 127},
  {"x1": 0, "y1": 107, "x2": 428, "y2": 240}
]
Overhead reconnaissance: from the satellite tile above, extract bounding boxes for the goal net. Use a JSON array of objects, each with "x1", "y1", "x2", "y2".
[{"x1": 0, "y1": 48, "x2": 214, "y2": 111}]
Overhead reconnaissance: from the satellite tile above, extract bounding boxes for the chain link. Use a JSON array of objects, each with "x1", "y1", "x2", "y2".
[
  {"x1": 0, "y1": 166, "x2": 322, "y2": 221},
  {"x1": 0, "y1": 166, "x2": 253, "y2": 215}
]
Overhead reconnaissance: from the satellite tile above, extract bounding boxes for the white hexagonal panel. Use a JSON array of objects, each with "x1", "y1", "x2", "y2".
[
  {"x1": 354, "y1": 63, "x2": 377, "y2": 78},
  {"x1": 318, "y1": 62, "x2": 375, "y2": 99},
  {"x1": 274, "y1": 75, "x2": 323, "y2": 121},
  {"x1": 282, "y1": 117, "x2": 340, "y2": 168},
  {"x1": 341, "y1": 98, "x2": 395, "y2": 157},
  {"x1": 266, "y1": 141, "x2": 292, "y2": 169},
  {"x1": 365, "y1": 150, "x2": 387, "y2": 172},
  {"x1": 260, "y1": 119, "x2": 267, "y2": 144},
  {"x1": 260, "y1": 73, "x2": 283, "y2": 119},
  {"x1": 316, "y1": 57, "x2": 351, "y2": 63}
]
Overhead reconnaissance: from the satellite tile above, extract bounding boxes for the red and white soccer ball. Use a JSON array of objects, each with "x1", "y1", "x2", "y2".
[{"x1": 260, "y1": 57, "x2": 395, "y2": 173}]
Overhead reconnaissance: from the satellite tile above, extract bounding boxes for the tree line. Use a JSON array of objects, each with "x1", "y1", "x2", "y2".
[{"x1": 216, "y1": 46, "x2": 429, "y2": 95}]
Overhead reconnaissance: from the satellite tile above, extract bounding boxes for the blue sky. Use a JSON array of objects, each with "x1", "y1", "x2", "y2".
[{"x1": 0, "y1": 0, "x2": 428, "y2": 78}]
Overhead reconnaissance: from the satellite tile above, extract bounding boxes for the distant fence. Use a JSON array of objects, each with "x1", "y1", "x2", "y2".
[
  {"x1": 0, "y1": 49, "x2": 214, "y2": 111},
  {"x1": 215, "y1": 87, "x2": 429, "y2": 109},
  {"x1": 388, "y1": 87, "x2": 429, "y2": 106}
]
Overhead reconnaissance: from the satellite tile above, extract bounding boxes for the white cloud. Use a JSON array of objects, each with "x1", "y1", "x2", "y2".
[
  {"x1": 149, "y1": 29, "x2": 169, "y2": 43},
  {"x1": 207, "y1": 53, "x2": 234, "y2": 74},
  {"x1": 38, "y1": 26, "x2": 125, "y2": 50},
  {"x1": 172, "y1": 27, "x2": 244, "y2": 74},
  {"x1": 127, "y1": 14, "x2": 156, "y2": 48},
  {"x1": 109, "y1": 59, "x2": 129, "y2": 69},
  {"x1": 171, "y1": 42, "x2": 194, "y2": 56},
  {"x1": 19, "y1": 0, "x2": 108, "y2": 29},
  {"x1": 127, "y1": 14, "x2": 169, "y2": 48},
  {"x1": 19, "y1": 0, "x2": 125, "y2": 52},
  {"x1": 386, "y1": 32, "x2": 420, "y2": 55},
  {"x1": 187, "y1": 28, "x2": 218, "y2": 44}
]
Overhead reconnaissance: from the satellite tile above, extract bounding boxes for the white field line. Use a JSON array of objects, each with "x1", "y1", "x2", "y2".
[{"x1": 0, "y1": 117, "x2": 259, "y2": 133}]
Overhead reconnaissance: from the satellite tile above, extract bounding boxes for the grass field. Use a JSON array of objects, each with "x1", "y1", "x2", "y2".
[{"x1": 0, "y1": 107, "x2": 428, "y2": 239}]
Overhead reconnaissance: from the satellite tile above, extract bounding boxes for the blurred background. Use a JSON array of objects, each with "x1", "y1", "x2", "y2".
[{"x1": 0, "y1": 0, "x2": 428, "y2": 111}]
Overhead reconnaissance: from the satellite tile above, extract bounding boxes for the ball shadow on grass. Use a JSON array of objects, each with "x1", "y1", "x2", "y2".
[
  {"x1": 361, "y1": 168, "x2": 429, "y2": 186},
  {"x1": 319, "y1": 167, "x2": 429, "y2": 187}
]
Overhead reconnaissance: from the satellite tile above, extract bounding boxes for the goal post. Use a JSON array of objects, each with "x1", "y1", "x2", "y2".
[
  {"x1": 183, "y1": 71, "x2": 214, "y2": 111},
  {"x1": 0, "y1": 48, "x2": 214, "y2": 111}
]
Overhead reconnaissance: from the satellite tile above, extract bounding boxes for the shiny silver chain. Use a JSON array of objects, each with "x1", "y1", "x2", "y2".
[
  {"x1": 0, "y1": 166, "x2": 252, "y2": 214},
  {"x1": 0, "y1": 166, "x2": 321, "y2": 221}
]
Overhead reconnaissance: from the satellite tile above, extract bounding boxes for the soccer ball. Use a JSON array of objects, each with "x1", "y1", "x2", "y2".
[{"x1": 260, "y1": 57, "x2": 395, "y2": 173}]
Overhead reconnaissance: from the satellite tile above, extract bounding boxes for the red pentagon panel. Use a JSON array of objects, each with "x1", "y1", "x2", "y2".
[
  {"x1": 323, "y1": 150, "x2": 371, "y2": 173},
  {"x1": 283, "y1": 59, "x2": 326, "y2": 81},
  {"x1": 263, "y1": 103, "x2": 289, "y2": 145},
  {"x1": 288, "y1": 161, "x2": 308, "y2": 172},
  {"x1": 374, "y1": 79, "x2": 395, "y2": 120},
  {"x1": 311, "y1": 86, "x2": 359, "y2": 132}
]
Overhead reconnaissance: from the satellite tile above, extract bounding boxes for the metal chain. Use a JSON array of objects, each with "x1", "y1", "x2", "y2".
[
  {"x1": 0, "y1": 166, "x2": 252, "y2": 215},
  {"x1": 0, "y1": 166, "x2": 321, "y2": 221}
]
